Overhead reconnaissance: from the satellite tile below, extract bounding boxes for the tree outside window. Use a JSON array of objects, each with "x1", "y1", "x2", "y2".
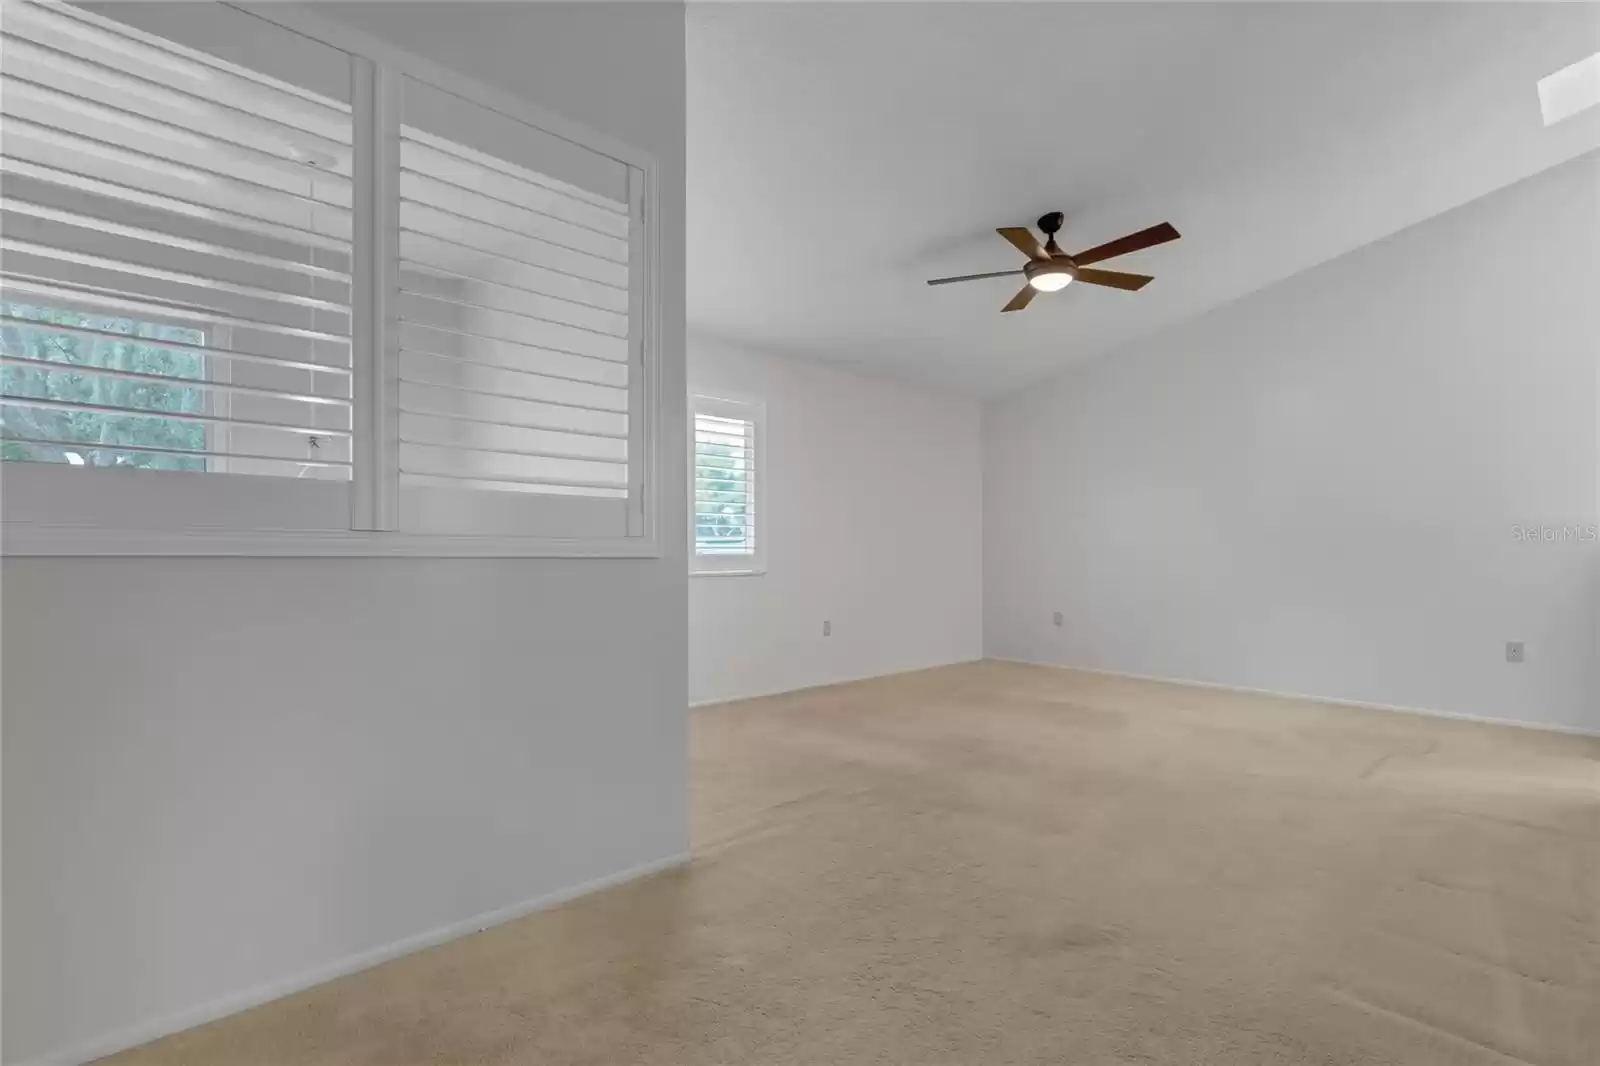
[{"x1": 0, "y1": 303, "x2": 208, "y2": 470}]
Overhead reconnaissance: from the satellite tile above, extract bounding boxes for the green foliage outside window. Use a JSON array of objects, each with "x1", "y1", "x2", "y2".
[
  {"x1": 0, "y1": 303, "x2": 208, "y2": 470},
  {"x1": 695, "y1": 437, "x2": 753, "y2": 553}
]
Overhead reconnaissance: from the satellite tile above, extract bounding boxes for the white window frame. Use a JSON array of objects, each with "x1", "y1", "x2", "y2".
[
  {"x1": 690, "y1": 393, "x2": 765, "y2": 577},
  {"x1": 0, "y1": 0, "x2": 662, "y2": 559}
]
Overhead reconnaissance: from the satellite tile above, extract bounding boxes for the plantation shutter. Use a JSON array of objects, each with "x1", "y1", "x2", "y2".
[
  {"x1": 0, "y1": 1, "x2": 657, "y2": 555},
  {"x1": 692, "y1": 396, "x2": 762, "y2": 571},
  {"x1": 0, "y1": 1, "x2": 356, "y2": 482},
  {"x1": 394, "y1": 75, "x2": 643, "y2": 538}
]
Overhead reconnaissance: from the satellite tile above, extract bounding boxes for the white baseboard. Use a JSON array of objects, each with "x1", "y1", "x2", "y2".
[
  {"x1": 689, "y1": 656, "x2": 984, "y2": 709},
  {"x1": 19, "y1": 852, "x2": 689, "y2": 1066},
  {"x1": 987, "y1": 656, "x2": 1600, "y2": 739}
]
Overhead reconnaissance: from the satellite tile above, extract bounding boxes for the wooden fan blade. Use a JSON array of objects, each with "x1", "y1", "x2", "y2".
[
  {"x1": 926, "y1": 268, "x2": 1025, "y2": 286},
  {"x1": 1001, "y1": 285, "x2": 1036, "y2": 312},
  {"x1": 1070, "y1": 222, "x2": 1180, "y2": 266},
  {"x1": 1075, "y1": 268, "x2": 1154, "y2": 291},
  {"x1": 997, "y1": 226, "x2": 1049, "y2": 261}
]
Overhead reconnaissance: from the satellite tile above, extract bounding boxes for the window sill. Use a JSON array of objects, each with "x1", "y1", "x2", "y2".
[
  {"x1": 1, "y1": 522, "x2": 661, "y2": 559},
  {"x1": 690, "y1": 566, "x2": 766, "y2": 578}
]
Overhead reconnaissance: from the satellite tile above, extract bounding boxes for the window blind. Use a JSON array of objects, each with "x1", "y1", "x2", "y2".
[
  {"x1": 0, "y1": 0, "x2": 355, "y2": 479},
  {"x1": 394, "y1": 75, "x2": 639, "y2": 537},
  {"x1": 694, "y1": 410, "x2": 757, "y2": 558},
  {"x1": 0, "y1": 2, "x2": 657, "y2": 555}
]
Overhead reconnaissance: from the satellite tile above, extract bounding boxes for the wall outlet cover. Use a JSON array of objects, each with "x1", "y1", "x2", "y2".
[
  {"x1": 822, "y1": 620, "x2": 831, "y2": 637},
  {"x1": 1506, "y1": 641, "x2": 1525, "y2": 663},
  {"x1": 1053, "y1": 611, "x2": 1064, "y2": 627}
]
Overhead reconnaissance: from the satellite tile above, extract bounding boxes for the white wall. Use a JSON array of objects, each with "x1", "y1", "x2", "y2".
[
  {"x1": 689, "y1": 336, "x2": 982, "y2": 705},
  {"x1": 0, "y1": 4, "x2": 687, "y2": 1064},
  {"x1": 985, "y1": 152, "x2": 1600, "y2": 733}
]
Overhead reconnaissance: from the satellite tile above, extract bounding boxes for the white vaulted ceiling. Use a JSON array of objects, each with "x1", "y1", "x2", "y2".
[{"x1": 688, "y1": 2, "x2": 1600, "y2": 394}]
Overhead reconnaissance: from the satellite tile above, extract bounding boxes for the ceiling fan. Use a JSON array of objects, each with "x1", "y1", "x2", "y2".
[{"x1": 927, "y1": 212, "x2": 1181, "y2": 312}]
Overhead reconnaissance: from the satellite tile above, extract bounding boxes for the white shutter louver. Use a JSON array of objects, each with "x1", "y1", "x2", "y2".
[
  {"x1": 0, "y1": 0, "x2": 356, "y2": 480},
  {"x1": 692, "y1": 396, "x2": 762, "y2": 571},
  {"x1": 395, "y1": 75, "x2": 642, "y2": 538}
]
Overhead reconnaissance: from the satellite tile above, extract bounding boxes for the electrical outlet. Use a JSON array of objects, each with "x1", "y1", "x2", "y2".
[
  {"x1": 822, "y1": 620, "x2": 831, "y2": 637},
  {"x1": 1053, "y1": 611, "x2": 1064, "y2": 627},
  {"x1": 1506, "y1": 641, "x2": 1524, "y2": 663}
]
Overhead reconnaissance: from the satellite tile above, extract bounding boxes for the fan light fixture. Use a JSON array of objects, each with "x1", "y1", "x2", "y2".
[{"x1": 926, "y1": 212, "x2": 1180, "y2": 313}]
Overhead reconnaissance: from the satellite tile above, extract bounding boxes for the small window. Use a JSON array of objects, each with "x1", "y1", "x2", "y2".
[{"x1": 691, "y1": 394, "x2": 763, "y2": 574}]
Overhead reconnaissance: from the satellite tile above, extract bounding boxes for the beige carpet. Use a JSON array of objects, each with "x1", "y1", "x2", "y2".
[{"x1": 100, "y1": 661, "x2": 1599, "y2": 1065}]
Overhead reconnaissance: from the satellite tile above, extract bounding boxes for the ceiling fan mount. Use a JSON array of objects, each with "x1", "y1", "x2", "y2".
[
  {"x1": 926, "y1": 213, "x2": 1181, "y2": 312},
  {"x1": 1034, "y1": 211, "x2": 1066, "y2": 261}
]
